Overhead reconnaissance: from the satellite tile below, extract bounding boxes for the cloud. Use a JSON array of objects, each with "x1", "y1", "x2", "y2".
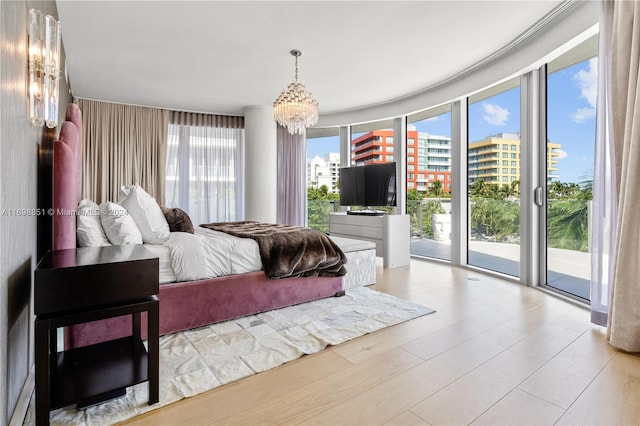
[
  {"x1": 482, "y1": 102, "x2": 510, "y2": 126},
  {"x1": 425, "y1": 116, "x2": 440, "y2": 122},
  {"x1": 570, "y1": 58, "x2": 598, "y2": 123},
  {"x1": 575, "y1": 57, "x2": 598, "y2": 107},
  {"x1": 555, "y1": 149, "x2": 568, "y2": 159},
  {"x1": 570, "y1": 107, "x2": 596, "y2": 123}
]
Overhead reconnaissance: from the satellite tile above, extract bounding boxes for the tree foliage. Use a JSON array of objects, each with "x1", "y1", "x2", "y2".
[
  {"x1": 547, "y1": 199, "x2": 589, "y2": 251},
  {"x1": 470, "y1": 198, "x2": 519, "y2": 241},
  {"x1": 307, "y1": 178, "x2": 592, "y2": 253},
  {"x1": 467, "y1": 179, "x2": 592, "y2": 250},
  {"x1": 407, "y1": 188, "x2": 423, "y2": 201},
  {"x1": 307, "y1": 185, "x2": 339, "y2": 232}
]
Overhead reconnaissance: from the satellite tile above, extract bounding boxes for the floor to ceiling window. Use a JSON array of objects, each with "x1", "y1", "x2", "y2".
[
  {"x1": 351, "y1": 120, "x2": 395, "y2": 165},
  {"x1": 305, "y1": 127, "x2": 340, "y2": 232},
  {"x1": 467, "y1": 79, "x2": 521, "y2": 277},
  {"x1": 544, "y1": 36, "x2": 597, "y2": 300},
  {"x1": 298, "y1": 22, "x2": 598, "y2": 302},
  {"x1": 407, "y1": 105, "x2": 452, "y2": 261},
  {"x1": 349, "y1": 119, "x2": 396, "y2": 213},
  {"x1": 165, "y1": 113, "x2": 244, "y2": 224}
]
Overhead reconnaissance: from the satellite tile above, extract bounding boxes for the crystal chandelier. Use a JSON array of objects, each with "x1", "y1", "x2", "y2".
[{"x1": 273, "y1": 50, "x2": 319, "y2": 135}]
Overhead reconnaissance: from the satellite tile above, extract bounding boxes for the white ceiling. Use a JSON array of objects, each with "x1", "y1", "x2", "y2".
[{"x1": 56, "y1": 1, "x2": 565, "y2": 117}]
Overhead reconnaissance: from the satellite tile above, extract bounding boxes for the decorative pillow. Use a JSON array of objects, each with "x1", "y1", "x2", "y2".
[
  {"x1": 160, "y1": 207, "x2": 195, "y2": 234},
  {"x1": 118, "y1": 185, "x2": 170, "y2": 244},
  {"x1": 99, "y1": 201, "x2": 143, "y2": 245},
  {"x1": 76, "y1": 199, "x2": 111, "y2": 247}
]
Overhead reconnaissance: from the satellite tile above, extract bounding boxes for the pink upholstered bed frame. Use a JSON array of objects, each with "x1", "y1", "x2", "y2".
[{"x1": 53, "y1": 104, "x2": 343, "y2": 349}]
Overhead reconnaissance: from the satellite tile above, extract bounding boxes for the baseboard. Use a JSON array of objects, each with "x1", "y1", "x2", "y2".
[{"x1": 9, "y1": 365, "x2": 34, "y2": 426}]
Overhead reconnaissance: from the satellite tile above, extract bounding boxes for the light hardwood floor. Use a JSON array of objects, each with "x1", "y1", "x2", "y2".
[{"x1": 122, "y1": 259, "x2": 640, "y2": 425}]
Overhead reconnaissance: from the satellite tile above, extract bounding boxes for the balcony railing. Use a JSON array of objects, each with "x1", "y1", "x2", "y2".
[
  {"x1": 307, "y1": 199, "x2": 339, "y2": 233},
  {"x1": 407, "y1": 197, "x2": 591, "y2": 299}
]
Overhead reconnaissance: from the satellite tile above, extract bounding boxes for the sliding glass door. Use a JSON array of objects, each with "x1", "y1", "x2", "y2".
[
  {"x1": 306, "y1": 128, "x2": 340, "y2": 232},
  {"x1": 544, "y1": 37, "x2": 597, "y2": 300},
  {"x1": 467, "y1": 79, "x2": 521, "y2": 277},
  {"x1": 407, "y1": 105, "x2": 452, "y2": 261}
]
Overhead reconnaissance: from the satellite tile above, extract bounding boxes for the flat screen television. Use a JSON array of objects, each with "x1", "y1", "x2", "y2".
[{"x1": 339, "y1": 162, "x2": 397, "y2": 210}]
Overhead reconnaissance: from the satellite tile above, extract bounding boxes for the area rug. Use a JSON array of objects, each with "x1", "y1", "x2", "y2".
[{"x1": 24, "y1": 287, "x2": 435, "y2": 426}]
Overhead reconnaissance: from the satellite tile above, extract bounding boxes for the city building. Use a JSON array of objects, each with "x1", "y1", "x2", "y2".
[
  {"x1": 408, "y1": 132, "x2": 452, "y2": 193},
  {"x1": 307, "y1": 152, "x2": 340, "y2": 193},
  {"x1": 351, "y1": 130, "x2": 452, "y2": 194},
  {"x1": 468, "y1": 133, "x2": 561, "y2": 184},
  {"x1": 351, "y1": 131, "x2": 561, "y2": 191}
]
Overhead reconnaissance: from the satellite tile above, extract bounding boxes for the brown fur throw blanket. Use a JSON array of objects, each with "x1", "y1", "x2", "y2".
[{"x1": 200, "y1": 221, "x2": 347, "y2": 279}]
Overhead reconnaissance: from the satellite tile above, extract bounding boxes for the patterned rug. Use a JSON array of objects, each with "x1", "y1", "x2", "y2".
[{"x1": 25, "y1": 287, "x2": 435, "y2": 426}]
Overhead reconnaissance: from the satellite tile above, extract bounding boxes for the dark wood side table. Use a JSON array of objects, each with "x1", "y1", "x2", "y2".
[{"x1": 34, "y1": 245, "x2": 160, "y2": 426}]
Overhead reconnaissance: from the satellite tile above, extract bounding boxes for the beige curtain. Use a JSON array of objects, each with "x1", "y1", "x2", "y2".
[
  {"x1": 78, "y1": 99, "x2": 168, "y2": 205},
  {"x1": 608, "y1": 0, "x2": 640, "y2": 353}
]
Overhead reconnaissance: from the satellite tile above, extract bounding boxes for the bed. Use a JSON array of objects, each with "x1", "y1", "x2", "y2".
[{"x1": 53, "y1": 104, "x2": 345, "y2": 349}]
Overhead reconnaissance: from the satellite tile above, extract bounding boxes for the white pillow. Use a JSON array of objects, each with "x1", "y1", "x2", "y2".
[
  {"x1": 118, "y1": 185, "x2": 170, "y2": 244},
  {"x1": 76, "y1": 199, "x2": 111, "y2": 247},
  {"x1": 99, "y1": 201, "x2": 143, "y2": 245}
]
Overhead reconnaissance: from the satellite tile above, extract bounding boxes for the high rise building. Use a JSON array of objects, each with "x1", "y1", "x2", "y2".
[
  {"x1": 307, "y1": 152, "x2": 340, "y2": 193},
  {"x1": 351, "y1": 130, "x2": 452, "y2": 193},
  {"x1": 408, "y1": 132, "x2": 452, "y2": 193},
  {"x1": 468, "y1": 133, "x2": 561, "y2": 184},
  {"x1": 349, "y1": 131, "x2": 561, "y2": 193}
]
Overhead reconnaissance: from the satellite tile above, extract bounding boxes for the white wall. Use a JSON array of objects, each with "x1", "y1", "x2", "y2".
[{"x1": 243, "y1": 106, "x2": 277, "y2": 223}]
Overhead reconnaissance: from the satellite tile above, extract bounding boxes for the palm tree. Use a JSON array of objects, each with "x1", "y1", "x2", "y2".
[
  {"x1": 469, "y1": 179, "x2": 486, "y2": 197},
  {"x1": 549, "y1": 180, "x2": 565, "y2": 198},
  {"x1": 429, "y1": 180, "x2": 444, "y2": 198},
  {"x1": 499, "y1": 184, "x2": 514, "y2": 199},
  {"x1": 510, "y1": 180, "x2": 520, "y2": 197},
  {"x1": 547, "y1": 199, "x2": 589, "y2": 251}
]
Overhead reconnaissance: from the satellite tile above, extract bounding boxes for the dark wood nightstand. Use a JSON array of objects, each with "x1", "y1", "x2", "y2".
[{"x1": 34, "y1": 245, "x2": 160, "y2": 426}]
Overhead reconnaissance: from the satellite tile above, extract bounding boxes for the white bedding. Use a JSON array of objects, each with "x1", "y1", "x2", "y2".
[
  {"x1": 157, "y1": 226, "x2": 263, "y2": 283},
  {"x1": 143, "y1": 244, "x2": 177, "y2": 284}
]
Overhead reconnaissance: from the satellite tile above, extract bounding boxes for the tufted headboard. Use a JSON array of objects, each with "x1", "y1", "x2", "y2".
[{"x1": 52, "y1": 103, "x2": 83, "y2": 250}]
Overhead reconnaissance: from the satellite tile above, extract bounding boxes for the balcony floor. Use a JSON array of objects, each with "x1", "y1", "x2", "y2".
[{"x1": 410, "y1": 238, "x2": 590, "y2": 300}]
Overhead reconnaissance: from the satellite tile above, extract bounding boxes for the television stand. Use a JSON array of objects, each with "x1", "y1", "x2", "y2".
[
  {"x1": 329, "y1": 212, "x2": 410, "y2": 268},
  {"x1": 347, "y1": 209, "x2": 385, "y2": 216}
]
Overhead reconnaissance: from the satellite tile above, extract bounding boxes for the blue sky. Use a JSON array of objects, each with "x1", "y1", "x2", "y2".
[{"x1": 307, "y1": 58, "x2": 597, "y2": 184}]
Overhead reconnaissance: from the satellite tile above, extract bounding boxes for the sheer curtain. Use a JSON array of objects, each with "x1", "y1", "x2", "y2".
[
  {"x1": 590, "y1": 0, "x2": 616, "y2": 327},
  {"x1": 607, "y1": 0, "x2": 640, "y2": 352},
  {"x1": 276, "y1": 125, "x2": 307, "y2": 226},
  {"x1": 165, "y1": 111, "x2": 244, "y2": 225},
  {"x1": 78, "y1": 99, "x2": 168, "y2": 204}
]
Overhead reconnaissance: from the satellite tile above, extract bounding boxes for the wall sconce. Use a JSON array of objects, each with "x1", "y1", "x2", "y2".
[{"x1": 28, "y1": 9, "x2": 61, "y2": 128}]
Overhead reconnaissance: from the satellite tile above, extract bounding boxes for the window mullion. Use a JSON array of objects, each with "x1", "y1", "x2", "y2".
[
  {"x1": 520, "y1": 70, "x2": 542, "y2": 286},
  {"x1": 451, "y1": 99, "x2": 468, "y2": 267}
]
